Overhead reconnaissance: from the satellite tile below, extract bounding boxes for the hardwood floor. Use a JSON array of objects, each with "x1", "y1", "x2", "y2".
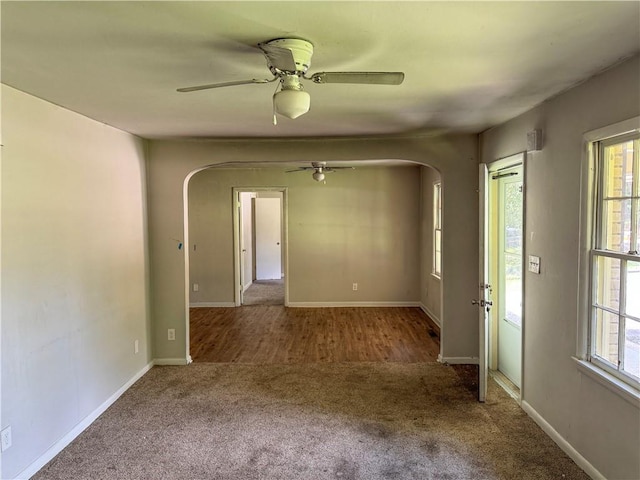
[{"x1": 190, "y1": 306, "x2": 440, "y2": 363}]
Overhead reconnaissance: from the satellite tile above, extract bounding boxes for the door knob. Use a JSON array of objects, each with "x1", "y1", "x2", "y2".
[{"x1": 472, "y1": 299, "x2": 491, "y2": 308}]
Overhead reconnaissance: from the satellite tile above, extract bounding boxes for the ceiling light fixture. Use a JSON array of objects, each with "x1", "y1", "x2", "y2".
[
  {"x1": 273, "y1": 75, "x2": 310, "y2": 120},
  {"x1": 285, "y1": 161, "x2": 354, "y2": 183}
]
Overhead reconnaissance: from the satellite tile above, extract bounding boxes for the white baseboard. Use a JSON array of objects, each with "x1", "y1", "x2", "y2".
[
  {"x1": 437, "y1": 355, "x2": 479, "y2": 365},
  {"x1": 287, "y1": 301, "x2": 421, "y2": 308},
  {"x1": 521, "y1": 400, "x2": 605, "y2": 480},
  {"x1": 154, "y1": 358, "x2": 190, "y2": 366},
  {"x1": 189, "y1": 302, "x2": 235, "y2": 307},
  {"x1": 419, "y1": 303, "x2": 441, "y2": 327},
  {"x1": 17, "y1": 360, "x2": 154, "y2": 480},
  {"x1": 242, "y1": 280, "x2": 253, "y2": 291}
]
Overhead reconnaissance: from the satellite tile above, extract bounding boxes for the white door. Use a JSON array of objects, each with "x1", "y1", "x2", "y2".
[
  {"x1": 254, "y1": 197, "x2": 282, "y2": 280},
  {"x1": 478, "y1": 164, "x2": 492, "y2": 402},
  {"x1": 496, "y1": 167, "x2": 523, "y2": 387},
  {"x1": 240, "y1": 192, "x2": 254, "y2": 291}
]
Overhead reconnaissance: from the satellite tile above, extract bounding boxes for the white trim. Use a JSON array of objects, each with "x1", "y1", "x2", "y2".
[
  {"x1": 287, "y1": 301, "x2": 421, "y2": 308},
  {"x1": 521, "y1": 400, "x2": 606, "y2": 480},
  {"x1": 437, "y1": 355, "x2": 479, "y2": 365},
  {"x1": 433, "y1": 181, "x2": 442, "y2": 277},
  {"x1": 153, "y1": 358, "x2": 190, "y2": 366},
  {"x1": 17, "y1": 361, "x2": 154, "y2": 480},
  {"x1": 420, "y1": 303, "x2": 441, "y2": 328},
  {"x1": 583, "y1": 116, "x2": 640, "y2": 143},
  {"x1": 189, "y1": 302, "x2": 236, "y2": 308},
  {"x1": 573, "y1": 357, "x2": 640, "y2": 408},
  {"x1": 486, "y1": 152, "x2": 525, "y2": 173}
]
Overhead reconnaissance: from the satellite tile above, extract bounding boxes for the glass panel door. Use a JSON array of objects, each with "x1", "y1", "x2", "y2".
[{"x1": 497, "y1": 167, "x2": 523, "y2": 387}]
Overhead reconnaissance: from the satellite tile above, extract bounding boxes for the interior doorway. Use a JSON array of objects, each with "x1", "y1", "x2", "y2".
[{"x1": 233, "y1": 188, "x2": 287, "y2": 306}]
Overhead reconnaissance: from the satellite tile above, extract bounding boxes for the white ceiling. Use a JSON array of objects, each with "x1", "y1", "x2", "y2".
[{"x1": 2, "y1": 1, "x2": 639, "y2": 139}]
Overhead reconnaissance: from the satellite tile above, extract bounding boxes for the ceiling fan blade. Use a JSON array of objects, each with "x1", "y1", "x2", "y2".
[
  {"x1": 177, "y1": 78, "x2": 275, "y2": 93},
  {"x1": 309, "y1": 72, "x2": 405, "y2": 85},
  {"x1": 325, "y1": 166, "x2": 355, "y2": 171},
  {"x1": 258, "y1": 43, "x2": 297, "y2": 72},
  {"x1": 285, "y1": 168, "x2": 314, "y2": 173}
]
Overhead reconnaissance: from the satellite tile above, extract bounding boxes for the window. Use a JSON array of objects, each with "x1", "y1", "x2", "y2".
[
  {"x1": 433, "y1": 182, "x2": 442, "y2": 277},
  {"x1": 590, "y1": 132, "x2": 640, "y2": 388}
]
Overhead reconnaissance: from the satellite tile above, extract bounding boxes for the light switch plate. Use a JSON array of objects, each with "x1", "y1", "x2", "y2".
[{"x1": 528, "y1": 255, "x2": 541, "y2": 274}]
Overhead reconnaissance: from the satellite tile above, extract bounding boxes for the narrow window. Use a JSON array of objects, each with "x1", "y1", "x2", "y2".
[
  {"x1": 590, "y1": 132, "x2": 640, "y2": 388},
  {"x1": 433, "y1": 182, "x2": 442, "y2": 277}
]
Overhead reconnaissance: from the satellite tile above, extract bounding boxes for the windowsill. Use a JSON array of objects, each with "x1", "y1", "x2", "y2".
[
  {"x1": 431, "y1": 273, "x2": 441, "y2": 281},
  {"x1": 572, "y1": 357, "x2": 640, "y2": 408}
]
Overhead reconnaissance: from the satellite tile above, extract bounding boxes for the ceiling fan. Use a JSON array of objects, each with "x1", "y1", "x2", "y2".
[
  {"x1": 177, "y1": 38, "x2": 405, "y2": 123},
  {"x1": 286, "y1": 162, "x2": 354, "y2": 182}
]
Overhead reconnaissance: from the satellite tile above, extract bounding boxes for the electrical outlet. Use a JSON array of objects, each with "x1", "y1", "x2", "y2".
[
  {"x1": 168, "y1": 329, "x2": 176, "y2": 341},
  {"x1": 193, "y1": 283, "x2": 199, "y2": 292},
  {"x1": 1, "y1": 426, "x2": 12, "y2": 452},
  {"x1": 352, "y1": 283, "x2": 358, "y2": 291},
  {"x1": 134, "y1": 339, "x2": 139, "y2": 354}
]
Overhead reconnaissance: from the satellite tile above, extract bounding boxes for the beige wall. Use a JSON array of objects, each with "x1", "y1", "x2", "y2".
[
  {"x1": 188, "y1": 167, "x2": 422, "y2": 305},
  {"x1": 420, "y1": 166, "x2": 442, "y2": 326},
  {"x1": 480, "y1": 55, "x2": 640, "y2": 480},
  {"x1": 1, "y1": 86, "x2": 151, "y2": 478},
  {"x1": 148, "y1": 134, "x2": 478, "y2": 362}
]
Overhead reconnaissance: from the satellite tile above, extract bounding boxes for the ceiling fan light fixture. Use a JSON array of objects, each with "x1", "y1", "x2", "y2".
[
  {"x1": 273, "y1": 88, "x2": 310, "y2": 119},
  {"x1": 312, "y1": 171, "x2": 325, "y2": 182}
]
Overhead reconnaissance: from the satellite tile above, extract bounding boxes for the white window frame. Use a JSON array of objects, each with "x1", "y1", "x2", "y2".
[
  {"x1": 590, "y1": 134, "x2": 639, "y2": 383},
  {"x1": 433, "y1": 181, "x2": 442, "y2": 278},
  {"x1": 576, "y1": 117, "x2": 640, "y2": 406}
]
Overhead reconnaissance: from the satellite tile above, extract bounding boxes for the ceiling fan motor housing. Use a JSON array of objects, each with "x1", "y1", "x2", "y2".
[{"x1": 266, "y1": 38, "x2": 314, "y2": 73}]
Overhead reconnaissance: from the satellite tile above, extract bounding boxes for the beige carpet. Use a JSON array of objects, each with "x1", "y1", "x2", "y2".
[
  {"x1": 242, "y1": 279, "x2": 284, "y2": 305},
  {"x1": 33, "y1": 363, "x2": 589, "y2": 480}
]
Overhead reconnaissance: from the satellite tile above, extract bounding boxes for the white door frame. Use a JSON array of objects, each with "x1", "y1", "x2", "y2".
[
  {"x1": 232, "y1": 187, "x2": 288, "y2": 306},
  {"x1": 479, "y1": 152, "x2": 526, "y2": 403}
]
